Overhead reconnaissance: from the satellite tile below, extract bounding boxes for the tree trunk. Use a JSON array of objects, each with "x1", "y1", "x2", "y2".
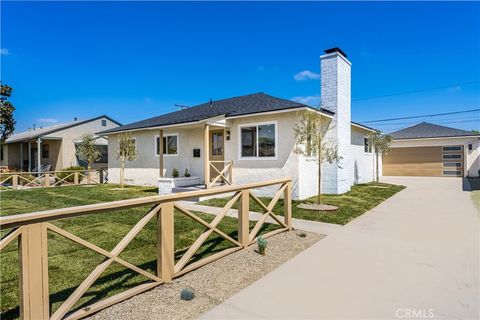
[{"x1": 120, "y1": 160, "x2": 125, "y2": 188}]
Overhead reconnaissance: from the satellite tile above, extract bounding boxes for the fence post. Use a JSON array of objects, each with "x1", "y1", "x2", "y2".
[
  {"x1": 238, "y1": 189, "x2": 250, "y2": 247},
  {"x1": 229, "y1": 161, "x2": 233, "y2": 185},
  {"x1": 74, "y1": 172, "x2": 79, "y2": 185},
  {"x1": 12, "y1": 174, "x2": 18, "y2": 190},
  {"x1": 44, "y1": 173, "x2": 50, "y2": 187},
  {"x1": 157, "y1": 202, "x2": 174, "y2": 282},
  {"x1": 284, "y1": 181, "x2": 292, "y2": 230},
  {"x1": 99, "y1": 169, "x2": 104, "y2": 184},
  {"x1": 19, "y1": 223, "x2": 49, "y2": 320}
]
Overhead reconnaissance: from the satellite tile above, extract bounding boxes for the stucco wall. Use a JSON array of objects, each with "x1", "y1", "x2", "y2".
[
  {"x1": 224, "y1": 112, "x2": 301, "y2": 198},
  {"x1": 389, "y1": 137, "x2": 480, "y2": 177},
  {"x1": 51, "y1": 117, "x2": 118, "y2": 169},
  {"x1": 351, "y1": 126, "x2": 376, "y2": 184},
  {"x1": 108, "y1": 126, "x2": 205, "y2": 186}
]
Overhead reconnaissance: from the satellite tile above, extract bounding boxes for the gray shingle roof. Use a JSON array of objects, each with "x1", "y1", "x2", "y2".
[
  {"x1": 6, "y1": 115, "x2": 121, "y2": 143},
  {"x1": 100, "y1": 93, "x2": 334, "y2": 134},
  {"x1": 389, "y1": 122, "x2": 479, "y2": 140}
]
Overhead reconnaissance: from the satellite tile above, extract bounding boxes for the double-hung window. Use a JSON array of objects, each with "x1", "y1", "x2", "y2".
[
  {"x1": 239, "y1": 122, "x2": 277, "y2": 159},
  {"x1": 364, "y1": 137, "x2": 372, "y2": 153},
  {"x1": 155, "y1": 134, "x2": 178, "y2": 156}
]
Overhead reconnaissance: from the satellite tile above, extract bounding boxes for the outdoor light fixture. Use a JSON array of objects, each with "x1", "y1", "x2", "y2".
[
  {"x1": 226, "y1": 130, "x2": 231, "y2": 140},
  {"x1": 468, "y1": 144, "x2": 473, "y2": 151}
]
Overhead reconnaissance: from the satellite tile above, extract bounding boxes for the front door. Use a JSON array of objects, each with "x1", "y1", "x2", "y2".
[{"x1": 209, "y1": 129, "x2": 224, "y2": 182}]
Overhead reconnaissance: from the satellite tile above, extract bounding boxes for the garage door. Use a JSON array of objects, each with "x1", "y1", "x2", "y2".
[{"x1": 383, "y1": 145, "x2": 464, "y2": 177}]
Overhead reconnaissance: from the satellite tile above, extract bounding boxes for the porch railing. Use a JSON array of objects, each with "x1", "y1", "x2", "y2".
[
  {"x1": 0, "y1": 169, "x2": 106, "y2": 191},
  {"x1": 208, "y1": 160, "x2": 233, "y2": 188},
  {"x1": 0, "y1": 177, "x2": 292, "y2": 320}
]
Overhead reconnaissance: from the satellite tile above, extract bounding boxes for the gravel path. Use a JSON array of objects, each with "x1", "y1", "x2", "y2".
[{"x1": 87, "y1": 230, "x2": 324, "y2": 320}]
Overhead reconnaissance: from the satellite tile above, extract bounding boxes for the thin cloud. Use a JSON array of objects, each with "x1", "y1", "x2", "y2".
[
  {"x1": 37, "y1": 118, "x2": 59, "y2": 124},
  {"x1": 291, "y1": 95, "x2": 320, "y2": 106},
  {"x1": 0, "y1": 48, "x2": 9, "y2": 56},
  {"x1": 294, "y1": 70, "x2": 320, "y2": 81}
]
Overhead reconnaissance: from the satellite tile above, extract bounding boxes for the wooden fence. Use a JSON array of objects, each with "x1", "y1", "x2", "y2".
[
  {"x1": 0, "y1": 169, "x2": 106, "y2": 191},
  {"x1": 0, "y1": 177, "x2": 292, "y2": 320},
  {"x1": 208, "y1": 160, "x2": 233, "y2": 188}
]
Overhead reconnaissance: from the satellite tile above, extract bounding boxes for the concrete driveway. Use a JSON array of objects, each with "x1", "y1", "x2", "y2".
[{"x1": 200, "y1": 177, "x2": 479, "y2": 320}]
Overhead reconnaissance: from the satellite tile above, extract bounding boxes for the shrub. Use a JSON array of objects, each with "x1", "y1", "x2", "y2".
[
  {"x1": 184, "y1": 169, "x2": 191, "y2": 177},
  {"x1": 57, "y1": 166, "x2": 85, "y2": 183},
  {"x1": 180, "y1": 288, "x2": 195, "y2": 301},
  {"x1": 257, "y1": 236, "x2": 267, "y2": 255},
  {"x1": 172, "y1": 168, "x2": 179, "y2": 178}
]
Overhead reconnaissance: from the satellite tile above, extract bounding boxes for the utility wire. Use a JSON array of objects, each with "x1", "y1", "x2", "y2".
[
  {"x1": 353, "y1": 80, "x2": 480, "y2": 101},
  {"x1": 361, "y1": 108, "x2": 480, "y2": 124}
]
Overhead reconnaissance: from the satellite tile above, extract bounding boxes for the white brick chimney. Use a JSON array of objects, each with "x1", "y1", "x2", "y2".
[{"x1": 320, "y1": 47, "x2": 352, "y2": 194}]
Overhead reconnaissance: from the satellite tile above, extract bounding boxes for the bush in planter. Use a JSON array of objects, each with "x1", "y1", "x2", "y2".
[
  {"x1": 57, "y1": 166, "x2": 86, "y2": 183},
  {"x1": 257, "y1": 236, "x2": 268, "y2": 255},
  {"x1": 184, "y1": 169, "x2": 191, "y2": 177},
  {"x1": 172, "y1": 168, "x2": 179, "y2": 178}
]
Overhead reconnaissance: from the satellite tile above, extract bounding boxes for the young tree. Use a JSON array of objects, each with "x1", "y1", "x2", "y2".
[
  {"x1": 116, "y1": 133, "x2": 137, "y2": 188},
  {"x1": 0, "y1": 83, "x2": 16, "y2": 143},
  {"x1": 76, "y1": 133, "x2": 101, "y2": 169},
  {"x1": 293, "y1": 110, "x2": 342, "y2": 206},
  {"x1": 366, "y1": 131, "x2": 393, "y2": 183}
]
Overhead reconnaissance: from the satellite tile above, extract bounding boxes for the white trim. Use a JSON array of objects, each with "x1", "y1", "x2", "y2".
[
  {"x1": 226, "y1": 107, "x2": 333, "y2": 120},
  {"x1": 238, "y1": 120, "x2": 278, "y2": 161},
  {"x1": 154, "y1": 133, "x2": 179, "y2": 157}
]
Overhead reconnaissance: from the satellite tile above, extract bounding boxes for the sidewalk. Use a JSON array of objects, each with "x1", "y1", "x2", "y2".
[{"x1": 200, "y1": 177, "x2": 479, "y2": 319}]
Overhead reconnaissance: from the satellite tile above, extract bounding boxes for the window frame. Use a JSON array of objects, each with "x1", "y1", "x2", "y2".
[
  {"x1": 442, "y1": 146, "x2": 462, "y2": 152},
  {"x1": 442, "y1": 170, "x2": 462, "y2": 176},
  {"x1": 101, "y1": 119, "x2": 107, "y2": 127},
  {"x1": 364, "y1": 137, "x2": 372, "y2": 154},
  {"x1": 238, "y1": 121, "x2": 278, "y2": 160},
  {"x1": 442, "y1": 154, "x2": 462, "y2": 160},
  {"x1": 154, "y1": 133, "x2": 179, "y2": 157},
  {"x1": 41, "y1": 144, "x2": 49, "y2": 159}
]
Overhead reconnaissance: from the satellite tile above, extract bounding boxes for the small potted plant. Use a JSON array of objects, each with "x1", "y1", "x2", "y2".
[
  {"x1": 172, "y1": 168, "x2": 179, "y2": 178},
  {"x1": 184, "y1": 169, "x2": 191, "y2": 177}
]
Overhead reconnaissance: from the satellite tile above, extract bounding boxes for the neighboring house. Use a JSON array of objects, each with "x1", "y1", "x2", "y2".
[
  {"x1": 1, "y1": 115, "x2": 121, "y2": 171},
  {"x1": 100, "y1": 48, "x2": 378, "y2": 199},
  {"x1": 383, "y1": 122, "x2": 480, "y2": 177}
]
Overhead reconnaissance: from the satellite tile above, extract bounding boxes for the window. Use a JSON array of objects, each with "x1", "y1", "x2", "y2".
[
  {"x1": 443, "y1": 170, "x2": 462, "y2": 176},
  {"x1": 211, "y1": 132, "x2": 223, "y2": 156},
  {"x1": 101, "y1": 119, "x2": 107, "y2": 127},
  {"x1": 442, "y1": 154, "x2": 461, "y2": 160},
  {"x1": 239, "y1": 122, "x2": 276, "y2": 159},
  {"x1": 41, "y1": 144, "x2": 49, "y2": 159},
  {"x1": 442, "y1": 146, "x2": 462, "y2": 151},
  {"x1": 364, "y1": 137, "x2": 372, "y2": 153},
  {"x1": 155, "y1": 134, "x2": 178, "y2": 156},
  {"x1": 443, "y1": 162, "x2": 462, "y2": 168},
  {"x1": 95, "y1": 145, "x2": 108, "y2": 163}
]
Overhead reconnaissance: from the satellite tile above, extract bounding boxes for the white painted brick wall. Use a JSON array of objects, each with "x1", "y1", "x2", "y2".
[{"x1": 320, "y1": 52, "x2": 352, "y2": 194}]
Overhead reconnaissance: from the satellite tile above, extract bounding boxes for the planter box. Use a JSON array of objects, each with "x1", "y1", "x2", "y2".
[{"x1": 158, "y1": 176, "x2": 201, "y2": 195}]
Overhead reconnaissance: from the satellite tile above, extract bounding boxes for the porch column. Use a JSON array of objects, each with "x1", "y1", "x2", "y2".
[
  {"x1": 204, "y1": 124, "x2": 210, "y2": 188},
  {"x1": 20, "y1": 142, "x2": 23, "y2": 172},
  {"x1": 28, "y1": 142, "x2": 31, "y2": 172},
  {"x1": 159, "y1": 129, "x2": 164, "y2": 178},
  {"x1": 36, "y1": 138, "x2": 41, "y2": 172}
]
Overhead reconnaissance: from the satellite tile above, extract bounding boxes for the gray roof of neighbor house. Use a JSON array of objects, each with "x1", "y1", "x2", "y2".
[
  {"x1": 100, "y1": 92, "x2": 335, "y2": 134},
  {"x1": 6, "y1": 115, "x2": 121, "y2": 144},
  {"x1": 389, "y1": 122, "x2": 480, "y2": 140}
]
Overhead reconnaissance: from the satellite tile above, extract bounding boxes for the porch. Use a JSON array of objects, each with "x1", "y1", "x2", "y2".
[{"x1": 157, "y1": 120, "x2": 233, "y2": 193}]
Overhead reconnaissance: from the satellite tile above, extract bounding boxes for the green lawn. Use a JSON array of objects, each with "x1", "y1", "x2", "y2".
[
  {"x1": 200, "y1": 182, "x2": 406, "y2": 225},
  {"x1": 0, "y1": 185, "x2": 277, "y2": 319}
]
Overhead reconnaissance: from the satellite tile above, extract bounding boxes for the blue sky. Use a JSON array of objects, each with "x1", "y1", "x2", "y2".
[{"x1": 1, "y1": 1, "x2": 479, "y2": 133}]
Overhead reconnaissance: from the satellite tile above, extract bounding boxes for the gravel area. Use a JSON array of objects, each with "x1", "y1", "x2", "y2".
[{"x1": 87, "y1": 230, "x2": 324, "y2": 320}]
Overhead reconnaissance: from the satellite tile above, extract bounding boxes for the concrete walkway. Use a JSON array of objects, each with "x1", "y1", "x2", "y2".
[
  {"x1": 200, "y1": 177, "x2": 479, "y2": 320},
  {"x1": 178, "y1": 201, "x2": 342, "y2": 236}
]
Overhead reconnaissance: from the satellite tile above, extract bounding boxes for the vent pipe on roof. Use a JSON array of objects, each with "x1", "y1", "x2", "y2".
[
  {"x1": 32, "y1": 124, "x2": 36, "y2": 131},
  {"x1": 74, "y1": 117, "x2": 78, "y2": 121},
  {"x1": 209, "y1": 99, "x2": 213, "y2": 108}
]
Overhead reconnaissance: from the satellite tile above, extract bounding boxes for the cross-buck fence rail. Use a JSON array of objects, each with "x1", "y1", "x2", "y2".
[
  {"x1": 0, "y1": 177, "x2": 292, "y2": 320},
  {"x1": 208, "y1": 160, "x2": 233, "y2": 188},
  {"x1": 0, "y1": 169, "x2": 106, "y2": 191}
]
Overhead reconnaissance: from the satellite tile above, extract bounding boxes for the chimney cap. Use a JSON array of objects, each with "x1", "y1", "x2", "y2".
[{"x1": 324, "y1": 47, "x2": 348, "y2": 58}]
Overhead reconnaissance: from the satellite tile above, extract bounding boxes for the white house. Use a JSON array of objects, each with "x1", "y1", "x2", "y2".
[{"x1": 100, "y1": 47, "x2": 378, "y2": 199}]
